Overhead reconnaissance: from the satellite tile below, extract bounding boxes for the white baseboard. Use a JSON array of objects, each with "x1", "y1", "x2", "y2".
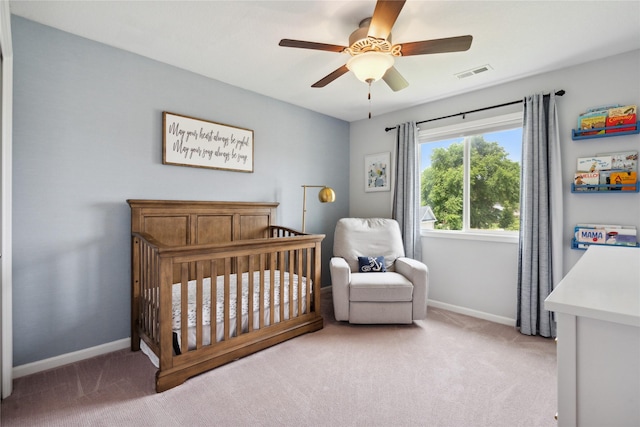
[
  {"x1": 13, "y1": 338, "x2": 130, "y2": 379},
  {"x1": 428, "y1": 299, "x2": 516, "y2": 327}
]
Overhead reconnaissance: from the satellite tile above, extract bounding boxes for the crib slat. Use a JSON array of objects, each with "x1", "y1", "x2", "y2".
[
  {"x1": 146, "y1": 243, "x2": 154, "y2": 341},
  {"x1": 289, "y1": 250, "x2": 294, "y2": 320},
  {"x1": 223, "y1": 258, "x2": 231, "y2": 341},
  {"x1": 196, "y1": 261, "x2": 204, "y2": 349},
  {"x1": 269, "y1": 253, "x2": 276, "y2": 326},
  {"x1": 314, "y1": 241, "x2": 321, "y2": 313},
  {"x1": 279, "y1": 251, "x2": 285, "y2": 322},
  {"x1": 146, "y1": 244, "x2": 152, "y2": 341},
  {"x1": 143, "y1": 244, "x2": 149, "y2": 339},
  {"x1": 140, "y1": 243, "x2": 147, "y2": 340},
  {"x1": 297, "y1": 248, "x2": 303, "y2": 317},
  {"x1": 210, "y1": 260, "x2": 217, "y2": 346},
  {"x1": 180, "y1": 263, "x2": 189, "y2": 353},
  {"x1": 248, "y1": 255, "x2": 254, "y2": 333},
  {"x1": 151, "y1": 244, "x2": 158, "y2": 342},
  {"x1": 259, "y1": 253, "x2": 265, "y2": 329},
  {"x1": 306, "y1": 247, "x2": 312, "y2": 314},
  {"x1": 236, "y1": 262, "x2": 242, "y2": 337}
]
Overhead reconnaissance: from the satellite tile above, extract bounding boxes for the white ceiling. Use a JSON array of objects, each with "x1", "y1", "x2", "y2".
[{"x1": 9, "y1": 1, "x2": 640, "y2": 122}]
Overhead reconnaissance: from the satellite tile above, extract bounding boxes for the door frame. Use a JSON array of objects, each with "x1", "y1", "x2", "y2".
[{"x1": 0, "y1": 1, "x2": 13, "y2": 399}]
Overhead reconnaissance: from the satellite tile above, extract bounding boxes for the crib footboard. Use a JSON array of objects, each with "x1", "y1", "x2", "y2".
[{"x1": 131, "y1": 227, "x2": 324, "y2": 392}]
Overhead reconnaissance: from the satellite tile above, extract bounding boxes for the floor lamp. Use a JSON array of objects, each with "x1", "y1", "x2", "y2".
[{"x1": 301, "y1": 185, "x2": 336, "y2": 232}]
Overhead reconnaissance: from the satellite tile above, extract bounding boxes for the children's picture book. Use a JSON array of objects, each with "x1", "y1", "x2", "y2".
[
  {"x1": 596, "y1": 151, "x2": 637, "y2": 171},
  {"x1": 605, "y1": 105, "x2": 637, "y2": 133},
  {"x1": 574, "y1": 224, "x2": 637, "y2": 247},
  {"x1": 576, "y1": 156, "x2": 612, "y2": 172},
  {"x1": 585, "y1": 104, "x2": 621, "y2": 113},
  {"x1": 575, "y1": 223, "x2": 624, "y2": 229},
  {"x1": 574, "y1": 227, "x2": 607, "y2": 244},
  {"x1": 599, "y1": 171, "x2": 614, "y2": 191},
  {"x1": 605, "y1": 228, "x2": 637, "y2": 246},
  {"x1": 573, "y1": 172, "x2": 599, "y2": 191},
  {"x1": 578, "y1": 112, "x2": 607, "y2": 135},
  {"x1": 609, "y1": 171, "x2": 637, "y2": 191}
]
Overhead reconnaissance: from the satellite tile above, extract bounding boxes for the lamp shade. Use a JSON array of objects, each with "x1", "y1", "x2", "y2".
[
  {"x1": 301, "y1": 185, "x2": 336, "y2": 232},
  {"x1": 347, "y1": 52, "x2": 394, "y2": 83},
  {"x1": 318, "y1": 186, "x2": 336, "y2": 203}
]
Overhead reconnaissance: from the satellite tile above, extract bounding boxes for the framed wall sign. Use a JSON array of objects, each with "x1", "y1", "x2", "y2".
[
  {"x1": 162, "y1": 112, "x2": 254, "y2": 173},
  {"x1": 365, "y1": 152, "x2": 391, "y2": 192}
]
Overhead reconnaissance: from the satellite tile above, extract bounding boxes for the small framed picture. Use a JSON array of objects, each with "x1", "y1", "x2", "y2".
[{"x1": 365, "y1": 152, "x2": 390, "y2": 192}]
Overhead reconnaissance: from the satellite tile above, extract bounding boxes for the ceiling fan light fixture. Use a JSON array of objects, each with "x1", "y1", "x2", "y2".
[{"x1": 347, "y1": 52, "x2": 394, "y2": 84}]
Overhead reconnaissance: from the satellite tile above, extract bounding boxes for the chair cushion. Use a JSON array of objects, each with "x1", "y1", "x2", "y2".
[
  {"x1": 349, "y1": 272, "x2": 414, "y2": 302},
  {"x1": 357, "y1": 256, "x2": 387, "y2": 272},
  {"x1": 333, "y1": 218, "x2": 405, "y2": 272}
]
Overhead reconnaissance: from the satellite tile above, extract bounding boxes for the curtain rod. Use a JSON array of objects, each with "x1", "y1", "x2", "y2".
[{"x1": 384, "y1": 89, "x2": 565, "y2": 132}]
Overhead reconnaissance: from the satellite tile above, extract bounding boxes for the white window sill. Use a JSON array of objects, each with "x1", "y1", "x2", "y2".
[{"x1": 420, "y1": 229, "x2": 519, "y2": 244}]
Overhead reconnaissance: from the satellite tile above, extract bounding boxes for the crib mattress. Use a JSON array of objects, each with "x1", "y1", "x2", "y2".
[{"x1": 172, "y1": 270, "x2": 307, "y2": 329}]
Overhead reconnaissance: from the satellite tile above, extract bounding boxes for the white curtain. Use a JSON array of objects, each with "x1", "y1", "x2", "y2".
[
  {"x1": 392, "y1": 121, "x2": 422, "y2": 260},
  {"x1": 517, "y1": 93, "x2": 563, "y2": 337}
]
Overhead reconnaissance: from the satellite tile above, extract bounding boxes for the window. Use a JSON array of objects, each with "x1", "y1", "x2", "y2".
[{"x1": 419, "y1": 113, "x2": 523, "y2": 234}]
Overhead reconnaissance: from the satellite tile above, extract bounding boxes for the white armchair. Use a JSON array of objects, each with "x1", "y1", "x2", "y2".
[{"x1": 330, "y1": 218, "x2": 429, "y2": 324}]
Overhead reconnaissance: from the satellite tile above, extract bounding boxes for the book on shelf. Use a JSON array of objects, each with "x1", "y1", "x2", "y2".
[
  {"x1": 578, "y1": 111, "x2": 607, "y2": 135},
  {"x1": 604, "y1": 105, "x2": 637, "y2": 133},
  {"x1": 574, "y1": 224, "x2": 637, "y2": 247},
  {"x1": 609, "y1": 171, "x2": 637, "y2": 191},
  {"x1": 577, "y1": 156, "x2": 612, "y2": 172},
  {"x1": 575, "y1": 227, "x2": 607, "y2": 245},
  {"x1": 584, "y1": 104, "x2": 622, "y2": 113},
  {"x1": 573, "y1": 172, "x2": 599, "y2": 191},
  {"x1": 596, "y1": 150, "x2": 638, "y2": 172},
  {"x1": 599, "y1": 171, "x2": 616, "y2": 191},
  {"x1": 605, "y1": 229, "x2": 638, "y2": 246},
  {"x1": 575, "y1": 223, "x2": 626, "y2": 229}
]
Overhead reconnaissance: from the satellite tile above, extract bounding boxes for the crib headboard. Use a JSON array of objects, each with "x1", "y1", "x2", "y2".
[{"x1": 127, "y1": 199, "x2": 279, "y2": 246}]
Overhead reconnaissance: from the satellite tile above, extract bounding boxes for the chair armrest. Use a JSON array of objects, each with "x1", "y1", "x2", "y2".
[
  {"x1": 396, "y1": 257, "x2": 429, "y2": 320},
  {"x1": 329, "y1": 257, "x2": 351, "y2": 321}
]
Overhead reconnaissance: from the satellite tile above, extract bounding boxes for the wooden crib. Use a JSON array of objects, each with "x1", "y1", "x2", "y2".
[{"x1": 128, "y1": 200, "x2": 324, "y2": 392}]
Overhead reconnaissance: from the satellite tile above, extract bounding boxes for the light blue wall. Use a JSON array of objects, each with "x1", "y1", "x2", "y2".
[{"x1": 12, "y1": 16, "x2": 349, "y2": 366}]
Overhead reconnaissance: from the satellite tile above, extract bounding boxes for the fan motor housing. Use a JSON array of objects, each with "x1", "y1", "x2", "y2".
[{"x1": 348, "y1": 17, "x2": 396, "y2": 55}]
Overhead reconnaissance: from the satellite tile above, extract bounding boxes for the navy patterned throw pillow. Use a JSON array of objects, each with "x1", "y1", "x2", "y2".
[{"x1": 357, "y1": 256, "x2": 386, "y2": 273}]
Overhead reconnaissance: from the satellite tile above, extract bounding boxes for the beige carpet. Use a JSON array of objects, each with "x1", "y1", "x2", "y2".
[{"x1": 1, "y1": 289, "x2": 557, "y2": 426}]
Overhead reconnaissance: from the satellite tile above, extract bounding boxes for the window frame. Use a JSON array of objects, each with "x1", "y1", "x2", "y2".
[{"x1": 418, "y1": 112, "x2": 523, "y2": 242}]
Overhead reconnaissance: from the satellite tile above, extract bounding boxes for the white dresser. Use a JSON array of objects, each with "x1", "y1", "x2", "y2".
[{"x1": 545, "y1": 245, "x2": 640, "y2": 427}]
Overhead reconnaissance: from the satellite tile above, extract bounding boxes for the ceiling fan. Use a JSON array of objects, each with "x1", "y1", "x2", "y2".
[{"x1": 279, "y1": 0, "x2": 472, "y2": 92}]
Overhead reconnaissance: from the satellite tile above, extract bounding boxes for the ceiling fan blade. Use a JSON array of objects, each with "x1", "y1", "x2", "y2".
[
  {"x1": 368, "y1": 0, "x2": 406, "y2": 40},
  {"x1": 279, "y1": 39, "x2": 347, "y2": 53},
  {"x1": 400, "y1": 35, "x2": 473, "y2": 56},
  {"x1": 382, "y1": 66, "x2": 409, "y2": 92},
  {"x1": 311, "y1": 65, "x2": 350, "y2": 88}
]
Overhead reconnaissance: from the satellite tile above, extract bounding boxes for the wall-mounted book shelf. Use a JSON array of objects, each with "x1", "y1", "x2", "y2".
[
  {"x1": 572, "y1": 224, "x2": 638, "y2": 251},
  {"x1": 571, "y1": 182, "x2": 639, "y2": 193},
  {"x1": 571, "y1": 238, "x2": 639, "y2": 250},
  {"x1": 572, "y1": 122, "x2": 640, "y2": 140}
]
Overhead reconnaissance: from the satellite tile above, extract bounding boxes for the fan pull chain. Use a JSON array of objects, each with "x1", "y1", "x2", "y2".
[{"x1": 368, "y1": 80, "x2": 372, "y2": 119}]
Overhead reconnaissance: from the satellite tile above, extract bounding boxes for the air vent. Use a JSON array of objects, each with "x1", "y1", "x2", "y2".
[{"x1": 455, "y1": 64, "x2": 493, "y2": 79}]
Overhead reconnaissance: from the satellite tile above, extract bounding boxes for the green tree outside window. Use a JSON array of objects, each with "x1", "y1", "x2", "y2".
[{"x1": 421, "y1": 135, "x2": 520, "y2": 231}]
